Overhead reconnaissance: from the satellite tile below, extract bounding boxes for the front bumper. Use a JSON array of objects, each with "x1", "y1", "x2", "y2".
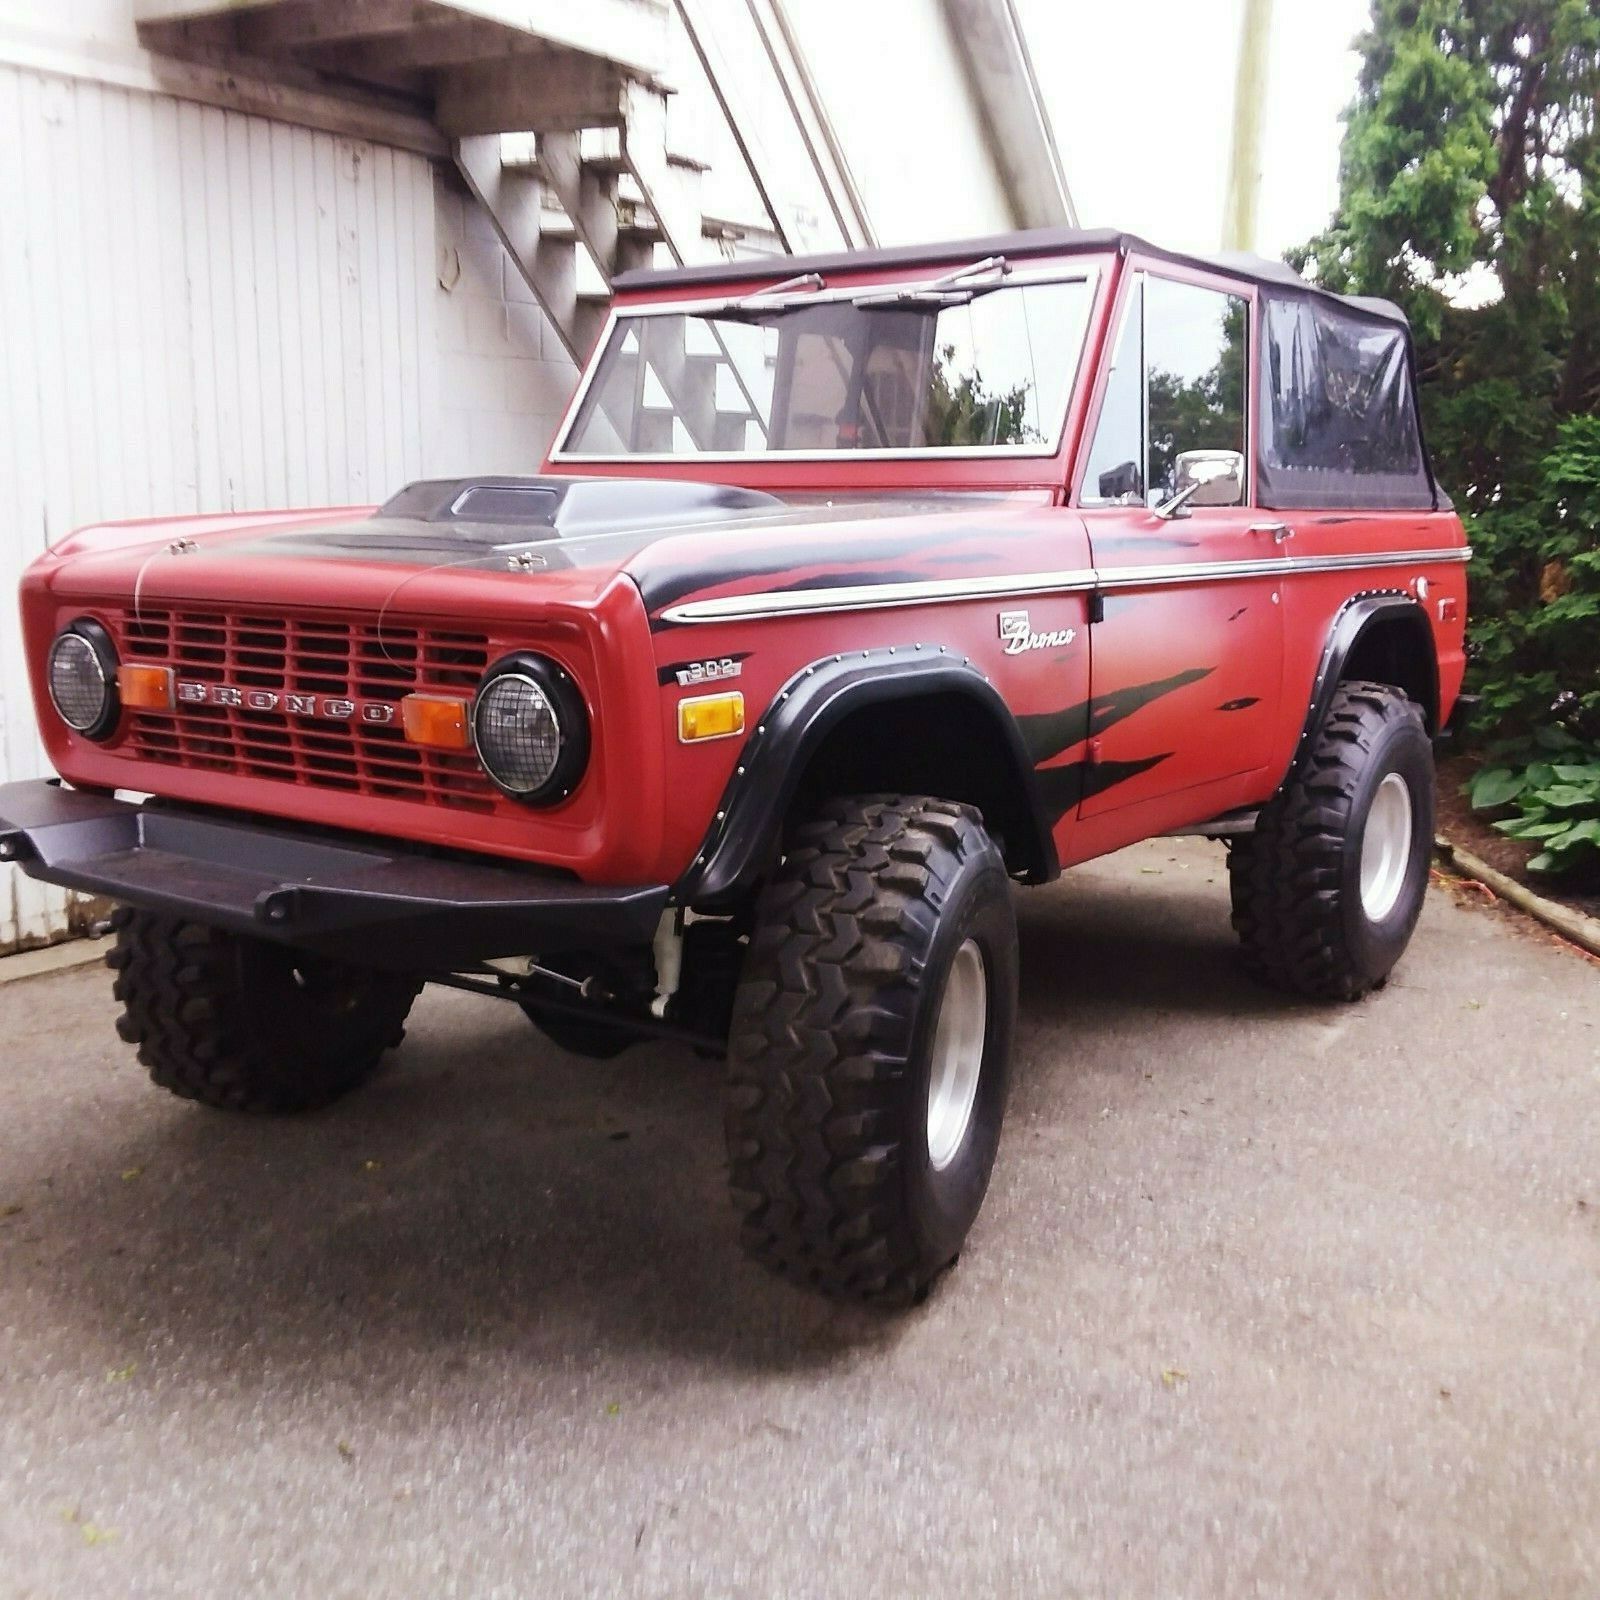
[{"x1": 0, "y1": 781, "x2": 667, "y2": 971}]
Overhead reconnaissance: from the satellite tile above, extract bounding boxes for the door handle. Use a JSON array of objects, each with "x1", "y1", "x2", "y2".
[{"x1": 1249, "y1": 522, "x2": 1294, "y2": 545}]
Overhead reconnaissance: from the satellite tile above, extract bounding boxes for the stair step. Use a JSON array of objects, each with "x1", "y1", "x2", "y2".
[{"x1": 538, "y1": 206, "x2": 578, "y2": 240}]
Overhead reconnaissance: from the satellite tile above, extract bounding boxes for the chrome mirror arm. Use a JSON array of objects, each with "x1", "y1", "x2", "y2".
[{"x1": 1152, "y1": 482, "x2": 1201, "y2": 520}]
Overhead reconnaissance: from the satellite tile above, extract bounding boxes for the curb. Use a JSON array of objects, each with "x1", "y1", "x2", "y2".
[
  {"x1": 1434, "y1": 836, "x2": 1600, "y2": 960},
  {"x1": 0, "y1": 935, "x2": 112, "y2": 987}
]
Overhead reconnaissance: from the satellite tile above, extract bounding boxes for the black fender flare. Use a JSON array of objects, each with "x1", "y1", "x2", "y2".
[
  {"x1": 1283, "y1": 592, "x2": 1439, "y2": 787},
  {"x1": 672, "y1": 646, "x2": 1058, "y2": 909}
]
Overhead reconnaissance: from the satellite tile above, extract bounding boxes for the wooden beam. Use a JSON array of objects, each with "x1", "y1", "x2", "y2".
[
  {"x1": 234, "y1": 1, "x2": 439, "y2": 57},
  {"x1": 434, "y1": 53, "x2": 629, "y2": 136},
  {"x1": 299, "y1": 18, "x2": 558, "y2": 77},
  {"x1": 9, "y1": 28, "x2": 446, "y2": 156}
]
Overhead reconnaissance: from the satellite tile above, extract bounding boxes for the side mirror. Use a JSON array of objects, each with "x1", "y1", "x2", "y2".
[
  {"x1": 1152, "y1": 449, "x2": 1247, "y2": 518},
  {"x1": 1175, "y1": 448, "x2": 1245, "y2": 507}
]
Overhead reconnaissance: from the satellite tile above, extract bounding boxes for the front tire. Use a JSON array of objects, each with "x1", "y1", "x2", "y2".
[
  {"x1": 107, "y1": 910, "x2": 420, "y2": 1112},
  {"x1": 725, "y1": 795, "x2": 1018, "y2": 1306},
  {"x1": 1229, "y1": 680, "x2": 1434, "y2": 1000}
]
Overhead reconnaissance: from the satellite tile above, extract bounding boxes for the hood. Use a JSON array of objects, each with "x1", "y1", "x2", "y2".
[{"x1": 37, "y1": 475, "x2": 1039, "y2": 619}]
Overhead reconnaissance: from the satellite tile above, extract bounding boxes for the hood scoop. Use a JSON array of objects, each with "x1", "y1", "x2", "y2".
[
  {"x1": 239, "y1": 475, "x2": 788, "y2": 569},
  {"x1": 378, "y1": 475, "x2": 782, "y2": 537}
]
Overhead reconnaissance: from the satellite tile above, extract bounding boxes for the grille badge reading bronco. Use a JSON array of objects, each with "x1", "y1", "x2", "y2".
[{"x1": 175, "y1": 680, "x2": 396, "y2": 724}]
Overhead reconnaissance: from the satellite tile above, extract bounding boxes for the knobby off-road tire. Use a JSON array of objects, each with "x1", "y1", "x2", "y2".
[
  {"x1": 1230, "y1": 680, "x2": 1434, "y2": 1001},
  {"x1": 726, "y1": 795, "x2": 1019, "y2": 1306},
  {"x1": 107, "y1": 910, "x2": 420, "y2": 1112}
]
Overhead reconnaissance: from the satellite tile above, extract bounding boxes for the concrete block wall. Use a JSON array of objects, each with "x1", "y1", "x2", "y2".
[{"x1": 426, "y1": 166, "x2": 579, "y2": 477}]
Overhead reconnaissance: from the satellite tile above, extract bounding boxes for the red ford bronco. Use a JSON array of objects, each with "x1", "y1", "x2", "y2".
[{"x1": 4, "y1": 229, "x2": 1467, "y2": 1304}]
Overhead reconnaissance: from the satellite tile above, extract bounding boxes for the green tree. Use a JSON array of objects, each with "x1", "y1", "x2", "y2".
[{"x1": 1299, "y1": 0, "x2": 1600, "y2": 744}]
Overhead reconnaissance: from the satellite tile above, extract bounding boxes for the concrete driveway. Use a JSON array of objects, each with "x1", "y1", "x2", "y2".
[{"x1": 1, "y1": 837, "x2": 1596, "y2": 1599}]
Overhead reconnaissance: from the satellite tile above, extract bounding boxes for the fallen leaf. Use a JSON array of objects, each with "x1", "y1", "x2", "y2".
[
  {"x1": 81, "y1": 1523, "x2": 118, "y2": 1546},
  {"x1": 360, "y1": 1160, "x2": 381, "y2": 1172},
  {"x1": 120, "y1": 1167, "x2": 143, "y2": 1182},
  {"x1": 1161, "y1": 1367, "x2": 1188, "y2": 1388},
  {"x1": 1464, "y1": 999, "x2": 1482, "y2": 1010},
  {"x1": 605, "y1": 1403, "x2": 621, "y2": 1417},
  {"x1": 105, "y1": 1363, "x2": 137, "y2": 1383},
  {"x1": 337, "y1": 1440, "x2": 355, "y2": 1462},
  {"x1": 0, "y1": 1203, "x2": 22, "y2": 1219}
]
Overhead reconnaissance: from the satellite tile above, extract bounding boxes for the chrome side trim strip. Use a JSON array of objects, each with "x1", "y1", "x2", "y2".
[
  {"x1": 658, "y1": 545, "x2": 1471, "y2": 624},
  {"x1": 661, "y1": 568, "x2": 1100, "y2": 623}
]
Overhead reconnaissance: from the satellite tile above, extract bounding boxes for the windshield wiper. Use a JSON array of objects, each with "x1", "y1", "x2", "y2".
[
  {"x1": 708, "y1": 257, "x2": 1015, "y2": 320},
  {"x1": 854, "y1": 255, "x2": 1011, "y2": 310},
  {"x1": 712, "y1": 271, "x2": 827, "y2": 320}
]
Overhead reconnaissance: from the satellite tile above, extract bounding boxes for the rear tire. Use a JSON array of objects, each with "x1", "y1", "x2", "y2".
[
  {"x1": 107, "y1": 910, "x2": 420, "y2": 1112},
  {"x1": 1229, "y1": 680, "x2": 1434, "y2": 1000},
  {"x1": 725, "y1": 795, "x2": 1018, "y2": 1306}
]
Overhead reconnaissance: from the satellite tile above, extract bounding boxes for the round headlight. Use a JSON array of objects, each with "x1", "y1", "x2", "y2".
[
  {"x1": 48, "y1": 621, "x2": 118, "y2": 739},
  {"x1": 471, "y1": 655, "x2": 589, "y2": 803}
]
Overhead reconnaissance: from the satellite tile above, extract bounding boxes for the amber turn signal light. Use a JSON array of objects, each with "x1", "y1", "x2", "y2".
[
  {"x1": 117, "y1": 664, "x2": 175, "y2": 711},
  {"x1": 401, "y1": 693, "x2": 471, "y2": 750},
  {"x1": 678, "y1": 691, "x2": 745, "y2": 743}
]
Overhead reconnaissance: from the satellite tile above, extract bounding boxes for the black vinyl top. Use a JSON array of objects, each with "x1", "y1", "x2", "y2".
[{"x1": 612, "y1": 226, "x2": 1409, "y2": 329}]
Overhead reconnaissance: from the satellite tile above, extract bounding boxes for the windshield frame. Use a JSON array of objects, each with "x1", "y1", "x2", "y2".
[{"x1": 548, "y1": 264, "x2": 1099, "y2": 466}]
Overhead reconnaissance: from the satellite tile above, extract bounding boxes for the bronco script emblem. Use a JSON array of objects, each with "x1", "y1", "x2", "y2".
[
  {"x1": 997, "y1": 610, "x2": 1077, "y2": 655},
  {"x1": 175, "y1": 681, "x2": 396, "y2": 724}
]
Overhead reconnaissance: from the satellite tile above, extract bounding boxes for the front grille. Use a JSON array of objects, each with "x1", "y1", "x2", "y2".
[{"x1": 107, "y1": 606, "x2": 499, "y2": 812}]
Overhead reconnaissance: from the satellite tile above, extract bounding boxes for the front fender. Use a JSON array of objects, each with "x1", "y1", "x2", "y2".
[{"x1": 673, "y1": 647, "x2": 1057, "y2": 908}]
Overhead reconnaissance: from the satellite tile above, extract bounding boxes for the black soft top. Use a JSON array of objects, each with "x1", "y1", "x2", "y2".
[{"x1": 610, "y1": 226, "x2": 1408, "y2": 330}]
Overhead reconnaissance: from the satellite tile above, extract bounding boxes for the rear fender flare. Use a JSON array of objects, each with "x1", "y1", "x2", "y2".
[
  {"x1": 1283, "y1": 592, "x2": 1439, "y2": 789},
  {"x1": 672, "y1": 647, "x2": 1058, "y2": 909}
]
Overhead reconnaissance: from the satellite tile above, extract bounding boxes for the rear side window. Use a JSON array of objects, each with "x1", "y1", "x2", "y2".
[
  {"x1": 1256, "y1": 294, "x2": 1435, "y2": 509},
  {"x1": 1081, "y1": 274, "x2": 1248, "y2": 506}
]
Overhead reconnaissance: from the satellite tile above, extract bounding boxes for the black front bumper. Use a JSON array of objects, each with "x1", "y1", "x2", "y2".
[{"x1": 0, "y1": 781, "x2": 667, "y2": 971}]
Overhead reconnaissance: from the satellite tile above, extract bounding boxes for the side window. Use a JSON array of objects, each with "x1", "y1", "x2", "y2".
[
  {"x1": 1081, "y1": 274, "x2": 1249, "y2": 506},
  {"x1": 1082, "y1": 279, "x2": 1144, "y2": 503},
  {"x1": 1145, "y1": 277, "x2": 1247, "y2": 502}
]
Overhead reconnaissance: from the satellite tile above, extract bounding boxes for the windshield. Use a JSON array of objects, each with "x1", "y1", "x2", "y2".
[{"x1": 556, "y1": 273, "x2": 1094, "y2": 459}]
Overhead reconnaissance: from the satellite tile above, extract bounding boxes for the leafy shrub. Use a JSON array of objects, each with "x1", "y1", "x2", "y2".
[
  {"x1": 1464, "y1": 417, "x2": 1600, "y2": 746},
  {"x1": 1468, "y1": 725, "x2": 1600, "y2": 876}
]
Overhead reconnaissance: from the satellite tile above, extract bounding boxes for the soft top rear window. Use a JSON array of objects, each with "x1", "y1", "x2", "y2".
[{"x1": 1257, "y1": 294, "x2": 1437, "y2": 510}]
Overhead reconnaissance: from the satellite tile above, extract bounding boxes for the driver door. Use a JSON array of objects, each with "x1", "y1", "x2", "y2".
[{"x1": 1075, "y1": 269, "x2": 1284, "y2": 820}]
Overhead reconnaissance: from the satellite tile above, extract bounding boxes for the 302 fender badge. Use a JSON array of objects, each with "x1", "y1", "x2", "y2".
[
  {"x1": 998, "y1": 610, "x2": 1077, "y2": 655},
  {"x1": 673, "y1": 656, "x2": 743, "y2": 687}
]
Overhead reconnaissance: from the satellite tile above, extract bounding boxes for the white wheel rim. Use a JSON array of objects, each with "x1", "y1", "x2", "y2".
[
  {"x1": 926, "y1": 939, "x2": 988, "y2": 1172},
  {"x1": 1360, "y1": 771, "x2": 1414, "y2": 921}
]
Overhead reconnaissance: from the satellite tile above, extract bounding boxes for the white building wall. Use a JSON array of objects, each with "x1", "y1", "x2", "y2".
[{"x1": 0, "y1": 63, "x2": 567, "y2": 951}]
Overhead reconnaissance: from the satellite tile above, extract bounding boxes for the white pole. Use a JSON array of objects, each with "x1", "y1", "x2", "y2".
[{"x1": 1223, "y1": 0, "x2": 1274, "y2": 252}]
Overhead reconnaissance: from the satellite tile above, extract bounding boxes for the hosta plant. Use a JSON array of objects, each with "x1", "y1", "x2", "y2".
[{"x1": 1469, "y1": 729, "x2": 1600, "y2": 877}]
